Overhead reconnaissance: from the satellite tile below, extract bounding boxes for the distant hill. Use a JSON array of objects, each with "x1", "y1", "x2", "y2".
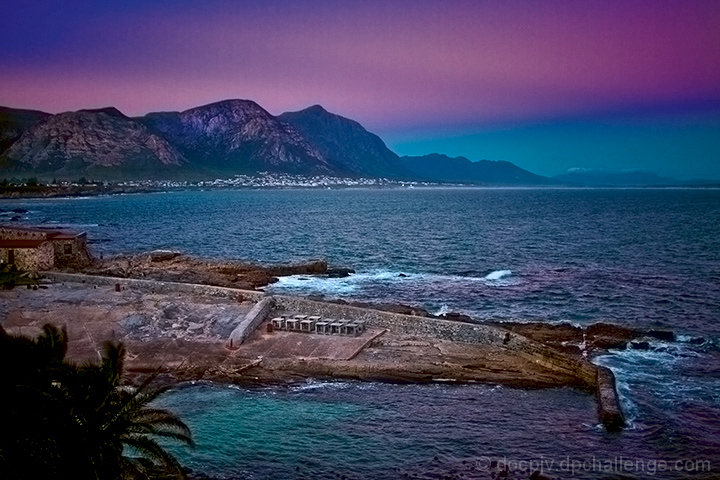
[
  {"x1": 552, "y1": 169, "x2": 677, "y2": 186},
  {"x1": 400, "y1": 153, "x2": 550, "y2": 185}
]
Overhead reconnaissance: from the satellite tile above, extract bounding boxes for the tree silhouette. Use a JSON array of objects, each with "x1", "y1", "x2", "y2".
[{"x1": 0, "y1": 325, "x2": 193, "y2": 480}]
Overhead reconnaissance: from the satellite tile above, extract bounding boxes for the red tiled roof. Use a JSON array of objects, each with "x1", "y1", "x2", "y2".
[{"x1": 0, "y1": 239, "x2": 47, "y2": 248}]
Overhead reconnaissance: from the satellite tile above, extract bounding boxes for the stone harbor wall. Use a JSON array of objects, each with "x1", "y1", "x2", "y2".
[
  {"x1": 273, "y1": 294, "x2": 598, "y2": 387},
  {"x1": 44, "y1": 272, "x2": 266, "y2": 302},
  {"x1": 228, "y1": 297, "x2": 276, "y2": 347},
  {"x1": 596, "y1": 366, "x2": 625, "y2": 431},
  {"x1": 42, "y1": 273, "x2": 598, "y2": 387}
]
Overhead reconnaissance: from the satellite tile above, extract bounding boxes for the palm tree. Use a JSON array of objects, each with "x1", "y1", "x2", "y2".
[
  {"x1": 0, "y1": 325, "x2": 193, "y2": 480},
  {"x1": 63, "y1": 341, "x2": 195, "y2": 480},
  {"x1": 0, "y1": 324, "x2": 71, "y2": 479}
]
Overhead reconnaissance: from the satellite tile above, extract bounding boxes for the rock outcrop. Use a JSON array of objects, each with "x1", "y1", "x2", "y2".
[{"x1": 83, "y1": 252, "x2": 332, "y2": 290}]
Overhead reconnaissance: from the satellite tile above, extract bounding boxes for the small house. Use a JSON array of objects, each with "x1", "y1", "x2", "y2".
[{"x1": 0, "y1": 225, "x2": 93, "y2": 271}]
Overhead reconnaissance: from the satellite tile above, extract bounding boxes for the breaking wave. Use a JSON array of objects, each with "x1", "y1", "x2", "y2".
[
  {"x1": 484, "y1": 269, "x2": 512, "y2": 280},
  {"x1": 270, "y1": 268, "x2": 519, "y2": 298}
]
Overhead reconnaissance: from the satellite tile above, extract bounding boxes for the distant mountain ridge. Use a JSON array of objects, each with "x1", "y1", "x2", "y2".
[
  {"x1": 3, "y1": 107, "x2": 185, "y2": 180},
  {"x1": 552, "y1": 169, "x2": 676, "y2": 186},
  {"x1": 399, "y1": 153, "x2": 550, "y2": 185},
  {"x1": 1, "y1": 100, "x2": 425, "y2": 181}
]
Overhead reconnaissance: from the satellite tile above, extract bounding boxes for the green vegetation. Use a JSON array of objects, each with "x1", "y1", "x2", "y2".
[
  {"x1": 0, "y1": 178, "x2": 46, "y2": 194},
  {"x1": 0, "y1": 264, "x2": 38, "y2": 289},
  {"x1": 0, "y1": 325, "x2": 193, "y2": 480}
]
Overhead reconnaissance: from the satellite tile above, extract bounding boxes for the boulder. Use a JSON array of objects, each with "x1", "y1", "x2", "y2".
[
  {"x1": 586, "y1": 323, "x2": 640, "y2": 350},
  {"x1": 268, "y1": 259, "x2": 328, "y2": 276},
  {"x1": 490, "y1": 321, "x2": 583, "y2": 344},
  {"x1": 647, "y1": 329, "x2": 675, "y2": 342},
  {"x1": 439, "y1": 312, "x2": 473, "y2": 323},
  {"x1": 242, "y1": 271, "x2": 277, "y2": 288},
  {"x1": 149, "y1": 250, "x2": 182, "y2": 262},
  {"x1": 325, "y1": 267, "x2": 355, "y2": 278}
]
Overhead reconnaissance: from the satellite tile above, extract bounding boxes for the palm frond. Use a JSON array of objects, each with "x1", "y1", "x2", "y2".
[{"x1": 123, "y1": 435, "x2": 186, "y2": 478}]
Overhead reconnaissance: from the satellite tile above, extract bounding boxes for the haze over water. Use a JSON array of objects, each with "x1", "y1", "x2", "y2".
[{"x1": 3, "y1": 187, "x2": 719, "y2": 478}]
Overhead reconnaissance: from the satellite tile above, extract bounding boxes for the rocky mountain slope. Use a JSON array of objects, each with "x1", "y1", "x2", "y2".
[
  {"x1": 140, "y1": 100, "x2": 333, "y2": 176},
  {"x1": 0, "y1": 107, "x2": 49, "y2": 156},
  {"x1": 3, "y1": 107, "x2": 185, "y2": 179},
  {"x1": 278, "y1": 105, "x2": 412, "y2": 179}
]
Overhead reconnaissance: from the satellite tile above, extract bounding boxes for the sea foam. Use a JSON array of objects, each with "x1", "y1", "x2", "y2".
[{"x1": 484, "y1": 269, "x2": 512, "y2": 280}]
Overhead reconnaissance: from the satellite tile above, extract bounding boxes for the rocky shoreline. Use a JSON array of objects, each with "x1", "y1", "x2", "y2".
[
  {"x1": 0, "y1": 252, "x2": 676, "y2": 434},
  {"x1": 83, "y1": 251, "x2": 347, "y2": 290},
  {"x1": 70, "y1": 253, "x2": 673, "y2": 396},
  {"x1": 77, "y1": 252, "x2": 678, "y2": 353}
]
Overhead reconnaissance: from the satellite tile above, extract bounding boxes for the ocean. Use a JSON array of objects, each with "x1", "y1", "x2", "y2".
[{"x1": 2, "y1": 187, "x2": 719, "y2": 479}]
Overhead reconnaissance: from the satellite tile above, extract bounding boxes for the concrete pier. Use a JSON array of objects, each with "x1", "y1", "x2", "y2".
[{"x1": 596, "y1": 366, "x2": 625, "y2": 431}]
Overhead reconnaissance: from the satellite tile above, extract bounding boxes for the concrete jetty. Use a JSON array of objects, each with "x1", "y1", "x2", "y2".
[{"x1": 596, "y1": 366, "x2": 625, "y2": 431}]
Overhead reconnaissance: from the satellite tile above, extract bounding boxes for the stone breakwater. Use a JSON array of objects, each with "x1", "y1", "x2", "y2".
[{"x1": 27, "y1": 272, "x2": 623, "y2": 429}]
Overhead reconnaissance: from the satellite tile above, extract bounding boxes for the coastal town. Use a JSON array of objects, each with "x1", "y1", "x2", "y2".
[{"x1": 0, "y1": 173, "x2": 434, "y2": 199}]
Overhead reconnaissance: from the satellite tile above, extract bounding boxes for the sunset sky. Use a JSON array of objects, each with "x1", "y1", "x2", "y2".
[{"x1": 1, "y1": 0, "x2": 719, "y2": 179}]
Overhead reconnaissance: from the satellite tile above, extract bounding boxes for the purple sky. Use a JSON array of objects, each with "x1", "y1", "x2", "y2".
[{"x1": 2, "y1": 0, "x2": 719, "y2": 178}]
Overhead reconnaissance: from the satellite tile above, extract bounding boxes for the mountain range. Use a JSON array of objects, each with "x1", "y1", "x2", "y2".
[
  {"x1": 0, "y1": 100, "x2": 551, "y2": 184},
  {"x1": 0, "y1": 100, "x2": 694, "y2": 186}
]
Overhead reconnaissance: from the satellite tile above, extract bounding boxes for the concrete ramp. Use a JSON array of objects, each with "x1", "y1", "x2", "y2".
[{"x1": 228, "y1": 297, "x2": 275, "y2": 348}]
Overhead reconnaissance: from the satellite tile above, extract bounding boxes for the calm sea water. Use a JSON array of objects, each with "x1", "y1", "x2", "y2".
[{"x1": 2, "y1": 188, "x2": 719, "y2": 478}]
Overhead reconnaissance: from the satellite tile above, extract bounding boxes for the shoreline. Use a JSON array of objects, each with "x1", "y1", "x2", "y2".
[{"x1": 3, "y1": 182, "x2": 719, "y2": 200}]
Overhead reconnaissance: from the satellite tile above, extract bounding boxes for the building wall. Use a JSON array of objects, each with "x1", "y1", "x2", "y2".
[
  {"x1": 0, "y1": 242, "x2": 55, "y2": 271},
  {"x1": 0, "y1": 228, "x2": 93, "y2": 269},
  {"x1": 52, "y1": 235, "x2": 92, "y2": 268}
]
